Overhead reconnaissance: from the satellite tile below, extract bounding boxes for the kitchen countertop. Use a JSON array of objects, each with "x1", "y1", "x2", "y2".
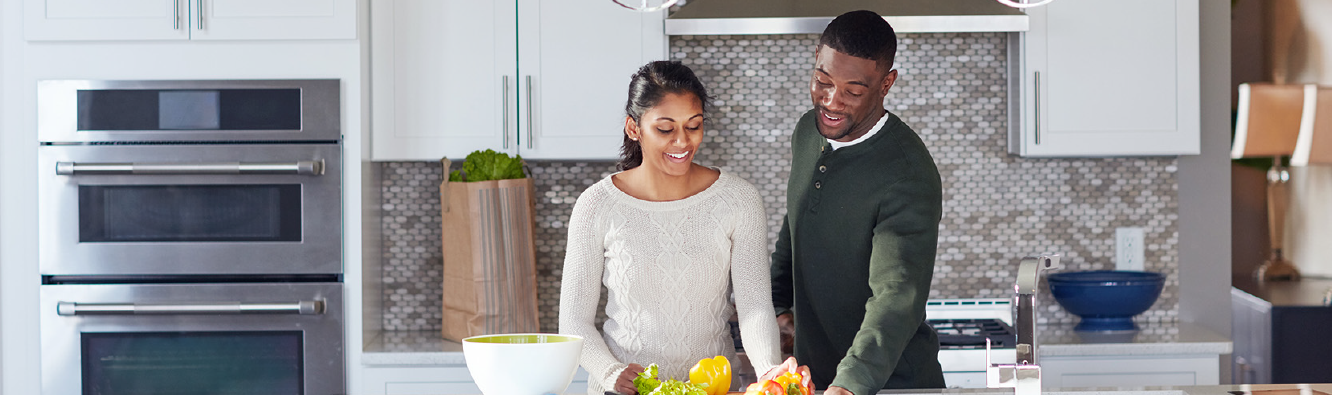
[
  {"x1": 1038, "y1": 321, "x2": 1232, "y2": 356},
  {"x1": 361, "y1": 320, "x2": 1231, "y2": 366},
  {"x1": 460, "y1": 383, "x2": 1332, "y2": 395},
  {"x1": 362, "y1": 330, "x2": 466, "y2": 365},
  {"x1": 1232, "y1": 275, "x2": 1332, "y2": 306},
  {"x1": 869, "y1": 384, "x2": 1332, "y2": 395}
]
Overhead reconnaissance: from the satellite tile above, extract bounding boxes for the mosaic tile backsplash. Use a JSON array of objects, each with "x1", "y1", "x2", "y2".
[{"x1": 378, "y1": 33, "x2": 1180, "y2": 333}]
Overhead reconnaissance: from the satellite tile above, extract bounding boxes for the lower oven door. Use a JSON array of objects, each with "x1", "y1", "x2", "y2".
[{"x1": 40, "y1": 283, "x2": 344, "y2": 395}]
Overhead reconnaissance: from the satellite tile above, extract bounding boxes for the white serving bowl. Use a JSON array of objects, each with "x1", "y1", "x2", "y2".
[{"x1": 462, "y1": 333, "x2": 584, "y2": 395}]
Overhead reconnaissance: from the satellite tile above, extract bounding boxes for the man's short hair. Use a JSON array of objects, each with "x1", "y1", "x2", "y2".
[{"x1": 819, "y1": 10, "x2": 898, "y2": 71}]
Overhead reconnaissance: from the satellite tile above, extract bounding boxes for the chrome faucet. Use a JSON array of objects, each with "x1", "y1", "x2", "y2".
[{"x1": 987, "y1": 253, "x2": 1060, "y2": 395}]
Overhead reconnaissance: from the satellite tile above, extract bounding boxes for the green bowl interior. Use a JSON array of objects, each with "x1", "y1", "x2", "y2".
[{"x1": 463, "y1": 334, "x2": 579, "y2": 344}]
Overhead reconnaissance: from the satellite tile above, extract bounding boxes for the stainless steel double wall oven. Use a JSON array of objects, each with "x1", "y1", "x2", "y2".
[{"x1": 37, "y1": 80, "x2": 345, "y2": 395}]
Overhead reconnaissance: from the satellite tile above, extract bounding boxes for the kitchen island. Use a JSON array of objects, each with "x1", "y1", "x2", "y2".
[{"x1": 359, "y1": 321, "x2": 1231, "y2": 394}]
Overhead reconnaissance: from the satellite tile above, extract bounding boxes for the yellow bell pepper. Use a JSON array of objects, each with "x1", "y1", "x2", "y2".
[{"x1": 688, "y1": 355, "x2": 731, "y2": 395}]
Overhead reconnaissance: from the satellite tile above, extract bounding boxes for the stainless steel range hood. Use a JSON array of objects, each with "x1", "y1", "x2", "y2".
[{"x1": 666, "y1": 0, "x2": 1028, "y2": 35}]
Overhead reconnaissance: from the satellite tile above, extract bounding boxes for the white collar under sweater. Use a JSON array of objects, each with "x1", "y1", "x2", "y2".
[{"x1": 827, "y1": 110, "x2": 889, "y2": 151}]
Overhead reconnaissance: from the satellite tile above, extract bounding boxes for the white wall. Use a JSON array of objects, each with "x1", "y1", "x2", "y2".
[
  {"x1": 1176, "y1": 0, "x2": 1233, "y2": 383},
  {"x1": 0, "y1": 2, "x2": 370, "y2": 393}
]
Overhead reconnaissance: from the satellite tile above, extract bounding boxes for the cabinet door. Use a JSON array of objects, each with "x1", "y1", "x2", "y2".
[
  {"x1": 516, "y1": 1, "x2": 667, "y2": 159},
  {"x1": 361, "y1": 365, "x2": 590, "y2": 395},
  {"x1": 1231, "y1": 288, "x2": 1272, "y2": 384},
  {"x1": 1012, "y1": 0, "x2": 1199, "y2": 157},
  {"x1": 25, "y1": 0, "x2": 189, "y2": 41},
  {"x1": 371, "y1": 0, "x2": 518, "y2": 161},
  {"x1": 1041, "y1": 355, "x2": 1218, "y2": 388},
  {"x1": 190, "y1": 0, "x2": 357, "y2": 40}
]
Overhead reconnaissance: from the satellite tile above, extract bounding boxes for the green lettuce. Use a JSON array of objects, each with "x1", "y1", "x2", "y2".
[
  {"x1": 632, "y1": 364, "x2": 708, "y2": 395},
  {"x1": 456, "y1": 149, "x2": 525, "y2": 182}
]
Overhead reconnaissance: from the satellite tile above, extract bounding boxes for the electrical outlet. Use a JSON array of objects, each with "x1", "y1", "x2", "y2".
[{"x1": 1116, "y1": 227, "x2": 1145, "y2": 271}]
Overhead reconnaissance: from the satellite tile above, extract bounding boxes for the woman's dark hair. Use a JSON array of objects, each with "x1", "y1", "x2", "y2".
[{"x1": 618, "y1": 60, "x2": 712, "y2": 171}]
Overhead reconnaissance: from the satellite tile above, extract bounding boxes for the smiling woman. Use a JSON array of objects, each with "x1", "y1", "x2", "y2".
[{"x1": 558, "y1": 60, "x2": 791, "y2": 395}]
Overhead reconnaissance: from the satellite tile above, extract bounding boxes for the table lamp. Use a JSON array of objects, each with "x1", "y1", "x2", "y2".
[
  {"x1": 1231, "y1": 83, "x2": 1310, "y2": 281},
  {"x1": 1291, "y1": 85, "x2": 1332, "y2": 166}
]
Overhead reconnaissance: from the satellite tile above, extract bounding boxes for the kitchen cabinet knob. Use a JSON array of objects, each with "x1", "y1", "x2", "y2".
[
  {"x1": 174, "y1": 0, "x2": 181, "y2": 30},
  {"x1": 197, "y1": 0, "x2": 205, "y2": 30}
]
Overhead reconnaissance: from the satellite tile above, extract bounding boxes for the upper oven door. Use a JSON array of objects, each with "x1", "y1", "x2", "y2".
[
  {"x1": 39, "y1": 144, "x2": 342, "y2": 276},
  {"x1": 38, "y1": 79, "x2": 340, "y2": 143}
]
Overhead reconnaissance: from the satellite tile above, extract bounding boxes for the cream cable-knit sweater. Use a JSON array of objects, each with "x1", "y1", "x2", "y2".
[{"x1": 559, "y1": 169, "x2": 782, "y2": 394}]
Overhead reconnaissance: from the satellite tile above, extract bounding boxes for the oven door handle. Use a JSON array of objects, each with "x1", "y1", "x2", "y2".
[
  {"x1": 56, "y1": 300, "x2": 325, "y2": 316},
  {"x1": 55, "y1": 160, "x2": 325, "y2": 176}
]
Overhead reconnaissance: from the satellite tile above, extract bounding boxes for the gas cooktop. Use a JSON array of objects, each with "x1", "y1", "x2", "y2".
[{"x1": 928, "y1": 318, "x2": 1017, "y2": 349}]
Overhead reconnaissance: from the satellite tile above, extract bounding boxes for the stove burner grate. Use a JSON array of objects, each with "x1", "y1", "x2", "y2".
[{"x1": 928, "y1": 318, "x2": 1017, "y2": 349}]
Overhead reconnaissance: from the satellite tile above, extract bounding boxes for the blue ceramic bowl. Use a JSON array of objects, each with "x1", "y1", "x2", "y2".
[{"x1": 1047, "y1": 270, "x2": 1165, "y2": 331}]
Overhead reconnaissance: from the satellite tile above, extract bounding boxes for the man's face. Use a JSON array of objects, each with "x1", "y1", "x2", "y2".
[{"x1": 809, "y1": 45, "x2": 897, "y2": 142}]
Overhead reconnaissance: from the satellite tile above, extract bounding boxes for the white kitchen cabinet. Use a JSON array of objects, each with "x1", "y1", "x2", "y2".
[
  {"x1": 370, "y1": 0, "x2": 514, "y2": 161},
  {"x1": 24, "y1": 0, "x2": 356, "y2": 41},
  {"x1": 361, "y1": 365, "x2": 589, "y2": 395},
  {"x1": 1009, "y1": 0, "x2": 1199, "y2": 157},
  {"x1": 1041, "y1": 354, "x2": 1219, "y2": 388},
  {"x1": 371, "y1": 0, "x2": 666, "y2": 161}
]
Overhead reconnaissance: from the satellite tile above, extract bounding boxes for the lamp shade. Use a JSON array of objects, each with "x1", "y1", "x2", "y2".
[
  {"x1": 1232, "y1": 83, "x2": 1310, "y2": 159},
  {"x1": 1291, "y1": 85, "x2": 1332, "y2": 166}
]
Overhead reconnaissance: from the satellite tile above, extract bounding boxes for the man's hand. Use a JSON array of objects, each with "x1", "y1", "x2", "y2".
[
  {"x1": 614, "y1": 363, "x2": 645, "y2": 394},
  {"x1": 776, "y1": 312, "x2": 795, "y2": 354},
  {"x1": 824, "y1": 386, "x2": 854, "y2": 395}
]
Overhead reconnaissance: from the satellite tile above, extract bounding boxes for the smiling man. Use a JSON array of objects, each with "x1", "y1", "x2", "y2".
[{"x1": 770, "y1": 10, "x2": 945, "y2": 395}]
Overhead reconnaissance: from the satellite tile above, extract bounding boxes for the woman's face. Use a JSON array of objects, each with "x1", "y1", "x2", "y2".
[{"x1": 626, "y1": 92, "x2": 705, "y2": 177}]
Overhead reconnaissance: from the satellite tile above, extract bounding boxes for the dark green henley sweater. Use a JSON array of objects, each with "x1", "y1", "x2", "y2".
[{"x1": 771, "y1": 109, "x2": 945, "y2": 394}]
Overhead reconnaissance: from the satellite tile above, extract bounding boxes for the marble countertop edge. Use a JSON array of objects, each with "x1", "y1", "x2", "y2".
[{"x1": 361, "y1": 321, "x2": 1233, "y2": 366}]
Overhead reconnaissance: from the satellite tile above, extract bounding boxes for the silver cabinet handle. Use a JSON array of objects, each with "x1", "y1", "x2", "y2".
[
  {"x1": 57, "y1": 300, "x2": 324, "y2": 316},
  {"x1": 502, "y1": 76, "x2": 511, "y2": 149},
  {"x1": 1033, "y1": 71, "x2": 1041, "y2": 145},
  {"x1": 55, "y1": 160, "x2": 325, "y2": 176},
  {"x1": 525, "y1": 75, "x2": 534, "y2": 150},
  {"x1": 174, "y1": 0, "x2": 181, "y2": 30},
  {"x1": 197, "y1": 0, "x2": 204, "y2": 30}
]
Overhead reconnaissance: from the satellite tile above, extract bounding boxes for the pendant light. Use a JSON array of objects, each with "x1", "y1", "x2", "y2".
[
  {"x1": 612, "y1": 0, "x2": 679, "y2": 12},
  {"x1": 996, "y1": 0, "x2": 1055, "y2": 8}
]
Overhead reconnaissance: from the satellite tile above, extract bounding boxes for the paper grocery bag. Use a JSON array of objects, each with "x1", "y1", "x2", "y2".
[{"x1": 439, "y1": 158, "x2": 540, "y2": 342}]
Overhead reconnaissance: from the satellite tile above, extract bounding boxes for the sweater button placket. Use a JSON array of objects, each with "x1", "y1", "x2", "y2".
[{"x1": 808, "y1": 146, "x2": 828, "y2": 212}]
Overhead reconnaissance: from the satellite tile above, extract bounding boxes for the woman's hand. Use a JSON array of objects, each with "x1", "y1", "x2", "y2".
[{"x1": 614, "y1": 363, "x2": 646, "y2": 394}]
